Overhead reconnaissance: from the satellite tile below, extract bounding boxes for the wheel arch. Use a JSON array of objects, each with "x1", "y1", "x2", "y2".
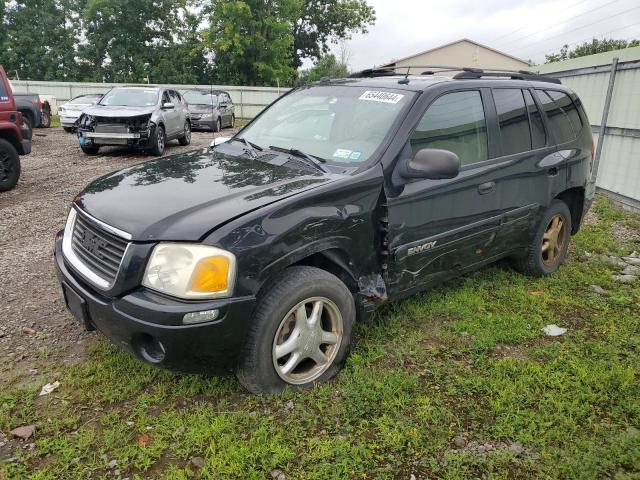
[{"x1": 555, "y1": 187, "x2": 585, "y2": 235}]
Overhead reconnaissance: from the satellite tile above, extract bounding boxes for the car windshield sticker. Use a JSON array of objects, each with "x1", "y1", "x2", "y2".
[
  {"x1": 348, "y1": 151, "x2": 363, "y2": 161},
  {"x1": 359, "y1": 91, "x2": 404, "y2": 104},
  {"x1": 333, "y1": 149, "x2": 352, "y2": 160}
]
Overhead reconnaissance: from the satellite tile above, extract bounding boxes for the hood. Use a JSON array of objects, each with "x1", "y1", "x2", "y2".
[
  {"x1": 82, "y1": 105, "x2": 156, "y2": 118},
  {"x1": 75, "y1": 148, "x2": 335, "y2": 242}
]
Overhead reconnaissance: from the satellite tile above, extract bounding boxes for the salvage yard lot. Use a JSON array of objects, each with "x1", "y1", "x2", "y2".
[{"x1": 1, "y1": 129, "x2": 640, "y2": 479}]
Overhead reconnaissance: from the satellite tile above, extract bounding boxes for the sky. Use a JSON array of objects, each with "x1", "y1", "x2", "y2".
[{"x1": 323, "y1": 0, "x2": 640, "y2": 71}]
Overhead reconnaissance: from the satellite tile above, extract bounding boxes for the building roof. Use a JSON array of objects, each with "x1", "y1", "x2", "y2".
[{"x1": 382, "y1": 38, "x2": 530, "y2": 67}]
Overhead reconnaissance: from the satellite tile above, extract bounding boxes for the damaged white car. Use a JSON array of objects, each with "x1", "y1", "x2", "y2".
[{"x1": 76, "y1": 86, "x2": 191, "y2": 156}]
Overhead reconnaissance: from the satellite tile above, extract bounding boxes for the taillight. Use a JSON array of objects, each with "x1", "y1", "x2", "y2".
[
  {"x1": 591, "y1": 138, "x2": 595, "y2": 161},
  {"x1": 38, "y1": 98, "x2": 42, "y2": 111}
]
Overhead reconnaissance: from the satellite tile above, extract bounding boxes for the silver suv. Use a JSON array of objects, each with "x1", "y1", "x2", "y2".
[{"x1": 76, "y1": 87, "x2": 191, "y2": 156}]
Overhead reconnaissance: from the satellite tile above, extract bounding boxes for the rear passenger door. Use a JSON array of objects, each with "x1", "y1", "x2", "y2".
[
  {"x1": 489, "y1": 87, "x2": 577, "y2": 252},
  {"x1": 386, "y1": 89, "x2": 505, "y2": 298}
]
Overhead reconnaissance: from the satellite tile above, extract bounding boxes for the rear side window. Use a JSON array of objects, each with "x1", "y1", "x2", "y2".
[
  {"x1": 536, "y1": 90, "x2": 580, "y2": 144},
  {"x1": 0, "y1": 80, "x2": 8, "y2": 102},
  {"x1": 523, "y1": 90, "x2": 546, "y2": 149},
  {"x1": 493, "y1": 89, "x2": 531, "y2": 156},
  {"x1": 410, "y1": 90, "x2": 488, "y2": 166}
]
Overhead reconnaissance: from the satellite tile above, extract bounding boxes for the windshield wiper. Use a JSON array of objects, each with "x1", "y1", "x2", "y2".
[
  {"x1": 268, "y1": 146, "x2": 328, "y2": 173},
  {"x1": 230, "y1": 137, "x2": 263, "y2": 158}
]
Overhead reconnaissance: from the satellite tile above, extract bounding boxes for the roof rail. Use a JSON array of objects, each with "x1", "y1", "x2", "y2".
[
  {"x1": 453, "y1": 67, "x2": 561, "y2": 84},
  {"x1": 349, "y1": 65, "x2": 561, "y2": 84}
]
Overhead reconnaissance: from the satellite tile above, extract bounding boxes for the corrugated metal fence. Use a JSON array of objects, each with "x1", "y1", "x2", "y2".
[
  {"x1": 539, "y1": 47, "x2": 640, "y2": 211},
  {"x1": 11, "y1": 80, "x2": 290, "y2": 120}
]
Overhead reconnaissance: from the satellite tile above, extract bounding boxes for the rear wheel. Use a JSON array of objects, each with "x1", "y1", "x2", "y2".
[
  {"x1": 178, "y1": 121, "x2": 191, "y2": 146},
  {"x1": 0, "y1": 139, "x2": 21, "y2": 192},
  {"x1": 150, "y1": 125, "x2": 166, "y2": 156},
  {"x1": 236, "y1": 266, "x2": 355, "y2": 394},
  {"x1": 514, "y1": 199, "x2": 572, "y2": 276},
  {"x1": 40, "y1": 109, "x2": 51, "y2": 128}
]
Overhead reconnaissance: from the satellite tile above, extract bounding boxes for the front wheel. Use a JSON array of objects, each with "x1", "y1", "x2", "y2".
[
  {"x1": 80, "y1": 144, "x2": 100, "y2": 155},
  {"x1": 40, "y1": 110, "x2": 51, "y2": 128},
  {"x1": 230, "y1": 114, "x2": 235, "y2": 129},
  {"x1": 214, "y1": 118, "x2": 222, "y2": 133},
  {"x1": 149, "y1": 125, "x2": 166, "y2": 156},
  {"x1": 236, "y1": 266, "x2": 355, "y2": 394},
  {"x1": 178, "y1": 121, "x2": 191, "y2": 146},
  {"x1": 0, "y1": 139, "x2": 21, "y2": 192},
  {"x1": 514, "y1": 199, "x2": 572, "y2": 276}
]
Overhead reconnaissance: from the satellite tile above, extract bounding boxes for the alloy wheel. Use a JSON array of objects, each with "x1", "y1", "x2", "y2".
[
  {"x1": 272, "y1": 297, "x2": 343, "y2": 385},
  {"x1": 541, "y1": 214, "x2": 566, "y2": 266},
  {"x1": 184, "y1": 123, "x2": 191, "y2": 143},
  {"x1": 158, "y1": 129, "x2": 165, "y2": 152}
]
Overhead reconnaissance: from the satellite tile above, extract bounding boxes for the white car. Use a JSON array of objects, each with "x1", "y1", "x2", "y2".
[{"x1": 58, "y1": 94, "x2": 103, "y2": 132}]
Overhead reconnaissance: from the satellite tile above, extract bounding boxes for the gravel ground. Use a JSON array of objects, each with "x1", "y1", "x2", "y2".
[{"x1": 0, "y1": 127, "x2": 238, "y2": 374}]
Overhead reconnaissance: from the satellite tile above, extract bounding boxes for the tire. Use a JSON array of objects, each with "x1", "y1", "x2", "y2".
[
  {"x1": 40, "y1": 110, "x2": 51, "y2": 128},
  {"x1": 214, "y1": 118, "x2": 222, "y2": 133},
  {"x1": 149, "y1": 125, "x2": 166, "y2": 156},
  {"x1": 0, "y1": 139, "x2": 21, "y2": 192},
  {"x1": 230, "y1": 114, "x2": 235, "y2": 129},
  {"x1": 63, "y1": 127, "x2": 74, "y2": 133},
  {"x1": 236, "y1": 266, "x2": 356, "y2": 394},
  {"x1": 178, "y1": 121, "x2": 191, "y2": 146},
  {"x1": 80, "y1": 145, "x2": 100, "y2": 155},
  {"x1": 514, "y1": 199, "x2": 572, "y2": 276},
  {"x1": 22, "y1": 115, "x2": 33, "y2": 132}
]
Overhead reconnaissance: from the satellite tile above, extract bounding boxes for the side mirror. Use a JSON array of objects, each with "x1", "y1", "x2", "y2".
[
  {"x1": 162, "y1": 102, "x2": 175, "y2": 109},
  {"x1": 400, "y1": 148, "x2": 460, "y2": 180}
]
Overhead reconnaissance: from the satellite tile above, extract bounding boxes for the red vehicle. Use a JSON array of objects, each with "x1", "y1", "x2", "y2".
[{"x1": 0, "y1": 65, "x2": 31, "y2": 191}]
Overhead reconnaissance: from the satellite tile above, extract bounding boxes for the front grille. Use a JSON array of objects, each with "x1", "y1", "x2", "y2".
[
  {"x1": 95, "y1": 123, "x2": 128, "y2": 134},
  {"x1": 71, "y1": 213, "x2": 128, "y2": 285}
]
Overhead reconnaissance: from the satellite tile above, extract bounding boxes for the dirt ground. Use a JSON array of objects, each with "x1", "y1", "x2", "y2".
[{"x1": 0, "y1": 127, "x2": 238, "y2": 375}]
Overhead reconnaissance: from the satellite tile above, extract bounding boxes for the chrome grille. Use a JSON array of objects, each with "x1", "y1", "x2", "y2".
[
  {"x1": 95, "y1": 123, "x2": 128, "y2": 134},
  {"x1": 70, "y1": 213, "x2": 128, "y2": 285}
]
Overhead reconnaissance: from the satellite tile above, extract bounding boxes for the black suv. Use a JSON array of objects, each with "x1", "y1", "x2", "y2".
[{"x1": 54, "y1": 67, "x2": 595, "y2": 393}]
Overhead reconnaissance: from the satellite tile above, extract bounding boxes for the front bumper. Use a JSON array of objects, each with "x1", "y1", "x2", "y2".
[
  {"x1": 191, "y1": 117, "x2": 216, "y2": 130},
  {"x1": 54, "y1": 235, "x2": 256, "y2": 374},
  {"x1": 60, "y1": 114, "x2": 81, "y2": 127}
]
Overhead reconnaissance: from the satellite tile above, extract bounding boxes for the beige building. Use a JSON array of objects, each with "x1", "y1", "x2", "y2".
[{"x1": 381, "y1": 38, "x2": 530, "y2": 75}]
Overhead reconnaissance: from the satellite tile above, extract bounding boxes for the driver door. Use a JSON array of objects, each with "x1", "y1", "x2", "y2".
[{"x1": 385, "y1": 89, "x2": 504, "y2": 298}]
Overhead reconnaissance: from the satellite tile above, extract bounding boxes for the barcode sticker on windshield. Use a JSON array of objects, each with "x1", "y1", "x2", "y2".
[{"x1": 359, "y1": 91, "x2": 404, "y2": 104}]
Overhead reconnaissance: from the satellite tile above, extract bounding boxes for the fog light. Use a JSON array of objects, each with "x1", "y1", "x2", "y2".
[{"x1": 183, "y1": 309, "x2": 219, "y2": 325}]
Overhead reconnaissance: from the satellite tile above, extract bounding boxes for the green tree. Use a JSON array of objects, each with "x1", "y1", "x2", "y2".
[
  {"x1": 545, "y1": 38, "x2": 640, "y2": 63},
  {"x1": 77, "y1": 0, "x2": 186, "y2": 82},
  {"x1": 299, "y1": 53, "x2": 348, "y2": 84},
  {"x1": 292, "y1": 0, "x2": 375, "y2": 69},
  {"x1": 0, "y1": 0, "x2": 79, "y2": 80},
  {"x1": 205, "y1": 0, "x2": 298, "y2": 86}
]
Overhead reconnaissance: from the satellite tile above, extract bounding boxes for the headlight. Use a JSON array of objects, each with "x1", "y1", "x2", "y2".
[{"x1": 142, "y1": 243, "x2": 236, "y2": 300}]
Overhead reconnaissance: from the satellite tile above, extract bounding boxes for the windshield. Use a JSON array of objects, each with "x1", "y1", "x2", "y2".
[
  {"x1": 183, "y1": 91, "x2": 217, "y2": 106},
  {"x1": 69, "y1": 95, "x2": 101, "y2": 105},
  {"x1": 238, "y1": 85, "x2": 413, "y2": 164},
  {"x1": 99, "y1": 88, "x2": 159, "y2": 107}
]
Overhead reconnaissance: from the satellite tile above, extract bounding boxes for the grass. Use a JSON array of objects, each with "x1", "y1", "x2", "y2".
[{"x1": 1, "y1": 197, "x2": 639, "y2": 479}]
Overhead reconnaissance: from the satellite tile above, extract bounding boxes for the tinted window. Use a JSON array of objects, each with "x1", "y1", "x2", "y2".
[
  {"x1": 547, "y1": 90, "x2": 582, "y2": 132},
  {"x1": 411, "y1": 90, "x2": 488, "y2": 166},
  {"x1": 493, "y1": 89, "x2": 531, "y2": 156},
  {"x1": 170, "y1": 91, "x2": 182, "y2": 103},
  {"x1": 536, "y1": 90, "x2": 576, "y2": 144},
  {"x1": 0, "y1": 80, "x2": 8, "y2": 102},
  {"x1": 523, "y1": 90, "x2": 546, "y2": 149}
]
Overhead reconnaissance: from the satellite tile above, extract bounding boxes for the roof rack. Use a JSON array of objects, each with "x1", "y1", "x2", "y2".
[{"x1": 349, "y1": 65, "x2": 561, "y2": 84}]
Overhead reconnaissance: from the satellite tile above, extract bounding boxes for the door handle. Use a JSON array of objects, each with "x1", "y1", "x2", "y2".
[
  {"x1": 478, "y1": 181, "x2": 495, "y2": 195},
  {"x1": 547, "y1": 167, "x2": 559, "y2": 177}
]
